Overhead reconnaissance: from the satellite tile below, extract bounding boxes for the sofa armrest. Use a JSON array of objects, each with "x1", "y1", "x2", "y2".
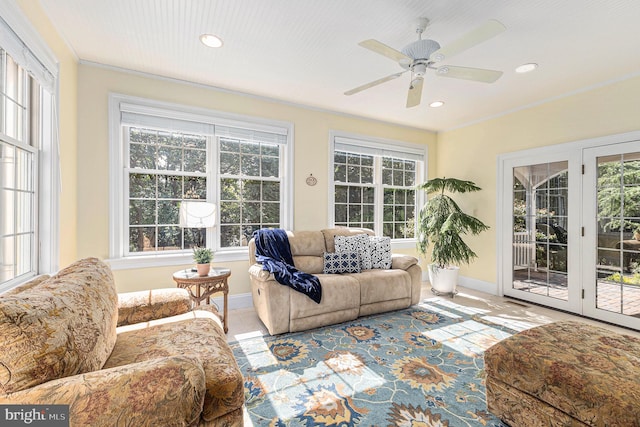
[
  {"x1": 0, "y1": 356, "x2": 206, "y2": 427},
  {"x1": 249, "y1": 263, "x2": 273, "y2": 281},
  {"x1": 391, "y1": 254, "x2": 419, "y2": 271},
  {"x1": 117, "y1": 288, "x2": 192, "y2": 327}
]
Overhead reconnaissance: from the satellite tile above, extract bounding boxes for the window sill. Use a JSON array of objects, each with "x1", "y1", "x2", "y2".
[
  {"x1": 107, "y1": 248, "x2": 250, "y2": 270},
  {"x1": 391, "y1": 238, "x2": 418, "y2": 250}
]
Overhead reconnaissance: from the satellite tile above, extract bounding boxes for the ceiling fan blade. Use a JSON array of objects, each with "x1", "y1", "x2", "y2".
[
  {"x1": 429, "y1": 19, "x2": 506, "y2": 62},
  {"x1": 344, "y1": 72, "x2": 405, "y2": 96},
  {"x1": 359, "y1": 39, "x2": 413, "y2": 64},
  {"x1": 406, "y1": 77, "x2": 424, "y2": 108},
  {"x1": 435, "y1": 65, "x2": 503, "y2": 83}
]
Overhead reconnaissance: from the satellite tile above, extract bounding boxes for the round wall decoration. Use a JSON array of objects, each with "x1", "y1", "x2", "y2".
[{"x1": 306, "y1": 174, "x2": 317, "y2": 186}]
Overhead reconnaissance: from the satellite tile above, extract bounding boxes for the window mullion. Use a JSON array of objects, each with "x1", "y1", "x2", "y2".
[
  {"x1": 208, "y1": 135, "x2": 216, "y2": 251},
  {"x1": 374, "y1": 155, "x2": 384, "y2": 235}
]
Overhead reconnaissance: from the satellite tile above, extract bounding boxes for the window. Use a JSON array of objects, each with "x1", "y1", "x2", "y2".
[
  {"x1": 0, "y1": 9, "x2": 58, "y2": 290},
  {"x1": 219, "y1": 137, "x2": 281, "y2": 247},
  {"x1": 127, "y1": 128, "x2": 208, "y2": 253},
  {"x1": 110, "y1": 95, "x2": 292, "y2": 268},
  {"x1": 331, "y1": 133, "x2": 426, "y2": 240}
]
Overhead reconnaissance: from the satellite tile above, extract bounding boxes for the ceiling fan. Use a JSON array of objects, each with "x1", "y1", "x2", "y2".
[{"x1": 345, "y1": 18, "x2": 506, "y2": 108}]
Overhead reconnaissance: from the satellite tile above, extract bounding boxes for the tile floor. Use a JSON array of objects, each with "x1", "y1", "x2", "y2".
[{"x1": 225, "y1": 283, "x2": 640, "y2": 342}]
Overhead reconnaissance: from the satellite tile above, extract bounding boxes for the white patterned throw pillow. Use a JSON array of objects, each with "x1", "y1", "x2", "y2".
[
  {"x1": 323, "y1": 252, "x2": 361, "y2": 274},
  {"x1": 334, "y1": 234, "x2": 372, "y2": 270},
  {"x1": 369, "y1": 236, "x2": 392, "y2": 269}
]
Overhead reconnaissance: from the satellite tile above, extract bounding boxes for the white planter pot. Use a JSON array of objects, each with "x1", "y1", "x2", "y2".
[{"x1": 428, "y1": 264, "x2": 460, "y2": 295}]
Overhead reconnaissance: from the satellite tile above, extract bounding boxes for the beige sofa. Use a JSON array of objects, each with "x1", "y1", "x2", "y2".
[
  {"x1": 248, "y1": 228, "x2": 422, "y2": 335},
  {"x1": 0, "y1": 258, "x2": 244, "y2": 427}
]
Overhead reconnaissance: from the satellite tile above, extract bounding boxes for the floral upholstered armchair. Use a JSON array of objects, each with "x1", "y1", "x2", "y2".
[{"x1": 0, "y1": 258, "x2": 244, "y2": 426}]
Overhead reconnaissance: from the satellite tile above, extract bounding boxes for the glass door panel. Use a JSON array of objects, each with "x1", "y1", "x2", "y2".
[
  {"x1": 595, "y1": 152, "x2": 640, "y2": 316},
  {"x1": 512, "y1": 162, "x2": 569, "y2": 300}
]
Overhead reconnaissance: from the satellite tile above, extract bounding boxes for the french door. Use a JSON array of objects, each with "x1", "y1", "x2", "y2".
[
  {"x1": 500, "y1": 135, "x2": 640, "y2": 330},
  {"x1": 583, "y1": 142, "x2": 640, "y2": 329},
  {"x1": 501, "y1": 151, "x2": 582, "y2": 313}
]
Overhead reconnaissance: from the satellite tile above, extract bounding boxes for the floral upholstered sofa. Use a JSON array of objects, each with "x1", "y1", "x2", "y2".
[
  {"x1": 0, "y1": 258, "x2": 244, "y2": 427},
  {"x1": 248, "y1": 227, "x2": 422, "y2": 335}
]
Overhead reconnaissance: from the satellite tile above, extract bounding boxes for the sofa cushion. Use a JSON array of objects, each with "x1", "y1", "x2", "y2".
[
  {"x1": 290, "y1": 274, "x2": 360, "y2": 319},
  {"x1": 335, "y1": 234, "x2": 372, "y2": 270},
  {"x1": 323, "y1": 251, "x2": 361, "y2": 274},
  {"x1": 321, "y1": 227, "x2": 374, "y2": 253},
  {"x1": 369, "y1": 236, "x2": 392, "y2": 269},
  {"x1": 105, "y1": 310, "x2": 244, "y2": 422},
  {"x1": 353, "y1": 269, "x2": 411, "y2": 305},
  {"x1": 292, "y1": 255, "x2": 324, "y2": 274},
  {"x1": 0, "y1": 257, "x2": 118, "y2": 393},
  {"x1": 288, "y1": 230, "x2": 326, "y2": 256}
]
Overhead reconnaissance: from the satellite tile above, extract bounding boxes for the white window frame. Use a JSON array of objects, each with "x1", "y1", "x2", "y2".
[
  {"x1": 108, "y1": 93, "x2": 294, "y2": 270},
  {"x1": 328, "y1": 131, "x2": 427, "y2": 249},
  {"x1": 0, "y1": 3, "x2": 60, "y2": 292}
]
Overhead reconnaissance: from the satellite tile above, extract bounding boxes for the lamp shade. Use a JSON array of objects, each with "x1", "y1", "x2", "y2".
[{"x1": 179, "y1": 201, "x2": 216, "y2": 228}]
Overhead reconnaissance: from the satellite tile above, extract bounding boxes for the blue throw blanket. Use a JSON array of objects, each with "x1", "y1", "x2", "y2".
[{"x1": 253, "y1": 229, "x2": 322, "y2": 304}]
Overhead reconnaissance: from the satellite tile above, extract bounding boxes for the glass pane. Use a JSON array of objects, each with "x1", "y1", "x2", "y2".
[
  {"x1": 335, "y1": 186, "x2": 347, "y2": 203},
  {"x1": 335, "y1": 204, "x2": 347, "y2": 223},
  {"x1": 262, "y1": 202, "x2": 279, "y2": 223},
  {"x1": 512, "y1": 161, "x2": 569, "y2": 301},
  {"x1": 184, "y1": 149, "x2": 206, "y2": 173},
  {"x1": 158, "y1": 175, "x2": 182, "y2": 199},
  {"x1": 221, "y1": 178, "x2": 240, "y2": 201},
  {"x1": 157, "y1": 226, "x2": 180, "y2": 250},
  {"x1": 596, "y1": 152, "x2": 640, "y2": 315},
  {"x1": 220, "y1": 152, "x2": 240, "y2": 175},
  {"x1": 261, "y1": 157, "x2": 279, "y2": 177},
  {"x1": 262, "y1": 181, "x2": 280, "y2": 201},
  {"x1": 130, "y1": 174, "x2": 155, "y2": 198},
  {"x1": 220, "y1": 201, "x2": 241, "y2": 223},
  {"x1": 129, "y1": 200, "x2": 156, "y2": 225},
  {"x1": 243, "y1": 180, "x2": 261, "y2": 200},
  {"x1": 242, "y1": 154, "x2": 260, "y2": 176},
  {"x1": 184, "y1": 176, "x2": 206, "y2": 199},
  {"x1": 243, "y1": 202, "x2": 261, "y2": 224},
  {"x1": 220, "y1": 225, "x2": 241, "y2": 247},
  {"x1": 129, "y1": 227, "x2": 155, "y2": 252}
]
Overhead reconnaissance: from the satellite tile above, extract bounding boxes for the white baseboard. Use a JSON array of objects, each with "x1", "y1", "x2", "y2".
[
  {"x1": 210, "y1": 292, "x2": 254, "y2": 311},
  {"x1": 422, "y1": 267, "x2": 499, "y2": 296},
  {"x1": 458, "y1": 275, "x2": 499, "y2": 295}
]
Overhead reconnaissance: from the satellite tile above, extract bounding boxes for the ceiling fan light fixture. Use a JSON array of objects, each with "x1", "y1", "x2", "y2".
[
  {"x1": 429, "y1": 101, "x2": 444, "y2": 108},
  {"x1": 515, "y1": 63, "x2": 538, "y2": 73},
  {"x1": 200, "y1": 34, "x2": 224, "y2": 48}
]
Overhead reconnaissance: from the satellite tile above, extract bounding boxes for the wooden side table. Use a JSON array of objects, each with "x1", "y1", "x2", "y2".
[{"x1": 172, "y1": 267, "x2": 231, "y2": 333}]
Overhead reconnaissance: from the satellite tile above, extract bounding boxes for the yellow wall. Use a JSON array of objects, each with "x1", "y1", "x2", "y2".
[
  {"x1": 76, "y1": 65, "x2": 436, "y2": 293},
  {"x1": 437, "y1": 74, "x2": 640, "y2": 285},
  {"x1": 16, "y1": 0, "x2": 78, "y2": 267}
]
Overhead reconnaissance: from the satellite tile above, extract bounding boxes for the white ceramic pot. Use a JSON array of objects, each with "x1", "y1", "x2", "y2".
[{"x1": 428, "y1": 264, "x2": 460, "y2": 295}]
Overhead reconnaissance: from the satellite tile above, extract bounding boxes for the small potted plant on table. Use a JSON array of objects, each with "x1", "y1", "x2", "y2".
[
  {"x1": 416, "y1": 177, "x2": 489, "y2": 296},
  {"x1": 193, "y1": 247, "x2": 214, "y2": 276}
]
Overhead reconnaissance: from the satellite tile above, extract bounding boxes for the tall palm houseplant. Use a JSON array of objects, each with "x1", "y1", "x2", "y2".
[{"x1": 417, "y1": 177, "x2": 489, "y2": 295}]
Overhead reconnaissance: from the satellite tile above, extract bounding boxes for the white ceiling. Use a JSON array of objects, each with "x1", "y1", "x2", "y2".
[{"x1": 38, "y1": 0, "x2": 640, "y2": 132}]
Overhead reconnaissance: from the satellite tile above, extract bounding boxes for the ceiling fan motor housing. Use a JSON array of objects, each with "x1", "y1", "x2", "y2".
[
  {"x1": 401, "y1": 39, "x2": 441, "y2": 76},
  {"x1": 401, "y1": 39, "x2": 441, "y2": 63}
]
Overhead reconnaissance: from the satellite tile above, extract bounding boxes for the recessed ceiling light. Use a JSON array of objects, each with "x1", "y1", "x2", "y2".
[
  {"x1": 515, "y1": 63, "x2": 538, "y2": 73},
  {"x1": 429, "y1": 101, "x2": 444, "y2": 108},
  {"x1": 200, "y1": 34, "x2": 223, "y2": 48}
]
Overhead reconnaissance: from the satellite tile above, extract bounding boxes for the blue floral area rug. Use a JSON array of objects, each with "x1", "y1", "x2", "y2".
[{"x1": 230, "y1": 298, "x2": 528, "y2": 426}]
